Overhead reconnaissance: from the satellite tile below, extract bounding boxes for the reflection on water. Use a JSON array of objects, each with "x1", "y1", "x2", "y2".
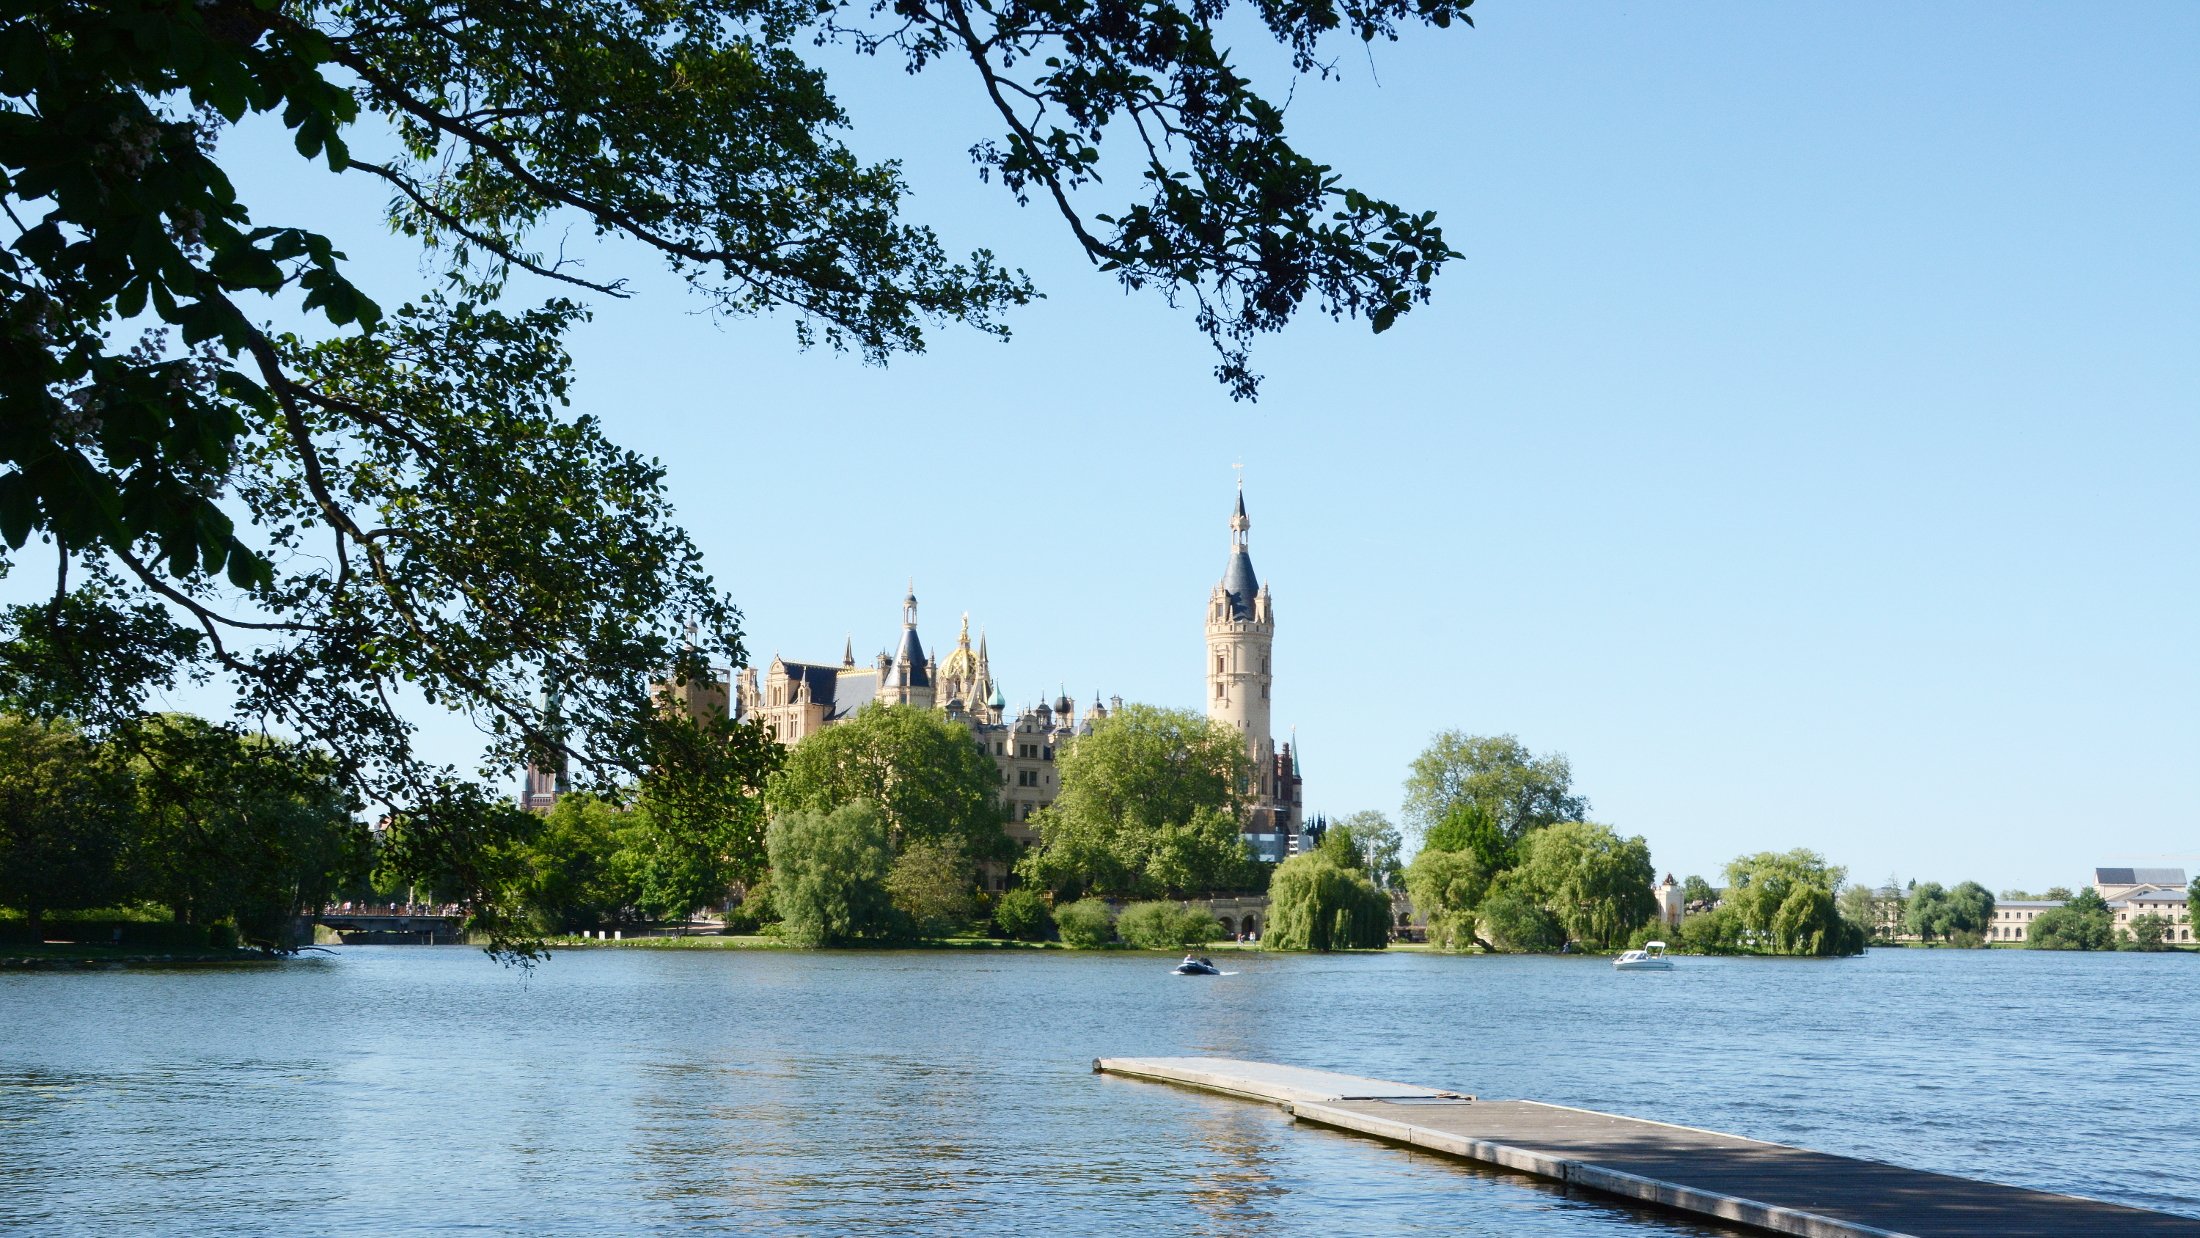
[{"x1": 3, "y1": 946, "x2": 2197, "y2": 1234}]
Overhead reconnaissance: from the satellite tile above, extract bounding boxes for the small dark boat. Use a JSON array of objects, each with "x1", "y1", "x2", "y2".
[{"x1": 1172, "y1": 955, "x2": 1222, "y2": 976}]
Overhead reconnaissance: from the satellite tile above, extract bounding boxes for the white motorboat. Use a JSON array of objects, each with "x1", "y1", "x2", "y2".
[{"x1": 1613, "y1": 941, "x2": 1673, "y2": 970}]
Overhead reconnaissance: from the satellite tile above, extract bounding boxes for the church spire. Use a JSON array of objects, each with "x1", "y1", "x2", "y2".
[{"x1": 1230, "y1": 477, "x2": 1250, "y2": 551}]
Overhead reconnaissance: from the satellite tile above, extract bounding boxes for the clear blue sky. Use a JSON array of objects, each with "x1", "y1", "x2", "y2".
[{"x1": 86, "y1": 4, "x2": 2200, "y2": 888}]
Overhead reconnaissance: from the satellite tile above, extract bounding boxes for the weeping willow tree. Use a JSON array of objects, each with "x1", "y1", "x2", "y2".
[{"x1": 1264, "y1": 852, "x2": 1389, "y2": 951}]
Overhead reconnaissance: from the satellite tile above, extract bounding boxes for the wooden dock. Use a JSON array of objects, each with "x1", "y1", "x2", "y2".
[{"x1": 1094, "y1": 1057, "x2": 2200, "y2": 1238}]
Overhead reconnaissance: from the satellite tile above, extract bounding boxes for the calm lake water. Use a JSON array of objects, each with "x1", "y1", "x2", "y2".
[{"x1": 3, "y1": 945, "x2": 2196, "y2": 1234}]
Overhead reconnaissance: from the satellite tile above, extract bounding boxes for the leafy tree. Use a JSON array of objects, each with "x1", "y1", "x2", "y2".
[
  {"x1": 1116, "y1": 902, "x2": 1223, "y2": 950},
  {"x1": 1836, "y1": 883, "x2": 1880, "y2": 939},
  {"x1": 0, "y1": 715, "x2": 138, "y2": 938},
  {"x1": 129, "y1": 714, "x2": 364, "y2": 948},
  {"x1": 766, "y1": 705, "x2": 1006, "y2": 860},
  {"x1": 1265, "y1": 852, "x2": 1389, "y2": 951},
  {"x1": 1421, "y1": 801, "x2": 1517, "y2": 874},
  {"x1": 1905, "y1": 880, "x2": 1994, "y2": 944},
  {"x1": 1018, "y1": 705, "x2": 1257, "y2": 899},
  {"x1": 1053, "y1": 898, "x2": 1116, "y2": 948},
  {"x1": 885, "y1": 838, "x2": 977, "y2": 938},
  {"x1": 1681, "y1": 874, "x2": 1717, "y2": 907},
  {"x1": 1403, "y1": 846, "x2": 1490, "y2": 951},
  {"x1": 2123, "y1": 913, "x2": 2171, "y2": 952},
  {"x1": 2, "y1": 0, "x2": 1465, "y2": 959},
  {"x1": 2045, "y1": 886, "x2": 2075, "y2": 901},
  {"x1": 991, "y1": 887, "x2": 1053, "y2": 942},
  {"x1": 628, "y1": 701, "x2": 784, "y2": 917},
  {"x1": 0, "y1": 583, "x2": 204, "y2": 733},
  {"x1": 1769, "y1": 883, "x2": 1865, "y2": 957},
  {"x1": 2030, "y1": 892, "x2": 2113, "y2": 951},
  {"x1": 1722, "y1": 850, "x2": 1846, "y2": 934},
  {"x1": 764, "y1": 802, "x2": 899, "y2": 946},
  {"x1": 2189, "y1": 878, "x2": 2199, "y2": 929},
  {"x1": 1678, "y1": 905, "x2": 1747, "y2": 954},
  {"x1": 1510, "y1": 821, "x2": 1655, "y2": 950},
  {"x1": 1331, "y1": 810, "x2": 1403, "y2": 890},
  {"x1": 1402, "y1": 734, "x2": 1588, "y2": 858},
  {"x1": 508, "y1": 793, "x2": 643, "y2": 932},
  {"x1": 1476, "y1": 879, "x2": 1565, "y2": 953},
  {"x1": 1718, "y1": 850, "x2": 1863, "y2": 957}
]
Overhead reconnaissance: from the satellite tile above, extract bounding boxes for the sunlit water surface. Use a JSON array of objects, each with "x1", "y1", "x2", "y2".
[{"x1": 3, "y1": 946, "x2": 2196, "y2": 1234}]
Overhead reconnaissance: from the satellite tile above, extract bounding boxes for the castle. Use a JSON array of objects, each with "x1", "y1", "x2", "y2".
[
  {"x1": 734, "y1": 591, "x2": 1112, "y2": 850},
  {"x1": 550, "y1": 486, "x2": 1305, "y2": 861}
]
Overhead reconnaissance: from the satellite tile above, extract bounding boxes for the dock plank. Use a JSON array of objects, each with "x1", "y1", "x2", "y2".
[{"x1": 1096, "y1": 1057, "x2": 2200, "y2": 1238}]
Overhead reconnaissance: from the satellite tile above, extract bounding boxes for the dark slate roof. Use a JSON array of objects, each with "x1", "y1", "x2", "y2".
[
  {"x1": 2097, "y1": 867, "x2": 2187, "y2": 887},
  {"x1": 883, "y1": 626, "x2": 929, "y2": 688},
  {"x1": 779, "y1": 662, "x2": 881, "y2": 721},
  {"x1": 1219, "y1": 549, "x2": 1260, "y2": 619}
]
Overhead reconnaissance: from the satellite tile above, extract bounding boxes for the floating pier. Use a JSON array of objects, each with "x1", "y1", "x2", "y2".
[{"x1": 1094, "y1": 1057, "x2": 2200, "y2": 1238}]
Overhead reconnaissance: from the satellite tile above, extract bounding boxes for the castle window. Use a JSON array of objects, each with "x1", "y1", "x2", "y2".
[
  {"x1": 1215, "y1": 655, "x2": 1224, "y2": 674},
  {"x1": 1214, "y1": 682, "x2": 1224, "y2": 699}
]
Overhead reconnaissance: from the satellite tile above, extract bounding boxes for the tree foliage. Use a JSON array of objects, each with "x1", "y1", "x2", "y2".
[
  {"x1": 766, "y1": 704, "x2": 1006, "y2": 860},
  {"x1": 1329, "y1": 810, "x2": 1403, "y2": 890},
  {"x1": 991, "y1": 886, "x2": 1053, "y2": 941},
  {"x1": 127, "y1": 713, "x2": 364, "y2": 947},
  {"x1": 1264, "y1": 852, "x2": 1388, "y2": 951},
  {"x1": 1402, "y1": 846, "x2": 1489, "y2": 951},
  {"x1": 1715, "y1": 849, "x2": 1863, "y2": 957},
  {"x1": 3, "y1": 0, "x2": 1464, "y2": 958},
  {"x1": 1116, "y1": 901, "x2": 1222, "y2": 950},
  {"x1": 1017, "y1": 704, "x2": 1258, "y2": 899},
  {"x1": 1681, "y1": 874, "x2": 1716, "y2": 907},
  {"x1": 1402, "y1": 733, "x2": 1588, "y2": 858},
  {"x1": 2029, "y1": 887, "x2": 2112, "y2": 951},
  {"x1": 1904, "y1": 880, "x2": 1994, "y2": 944},
  {"x1": 506, "y1": 793, "x2": 642, "y2": 933},
  {"x1": 1475, "y1": 879, "x2": 1564, "y2": 953},
  {"x1": 1053, "y1": 897, "x2": 1115, "y2": 948},
  {"x1": 1510, "y1": 821, "x2": 1656, "y2": 950},
  {"x1": 764, "y1": 802, "x2": 900, "y2": 946},
  {"x1": 884, "y1": 837, "x2": 976, "y2": 938},
  {"x1": 0, "y1": 715, "x2": 137, "y2": 936},
  {"x1": 2123, "y1": 913, "x2": 2171, "y2": 952}
]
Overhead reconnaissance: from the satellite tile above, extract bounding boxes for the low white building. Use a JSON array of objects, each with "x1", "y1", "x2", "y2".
[{"x1": 1988, "y1": 900, "x2": 2063, "y2": 944}]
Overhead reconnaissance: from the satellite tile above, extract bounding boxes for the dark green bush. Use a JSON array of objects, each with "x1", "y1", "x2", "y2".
[
  {"x1": 992, "y1": 888, "x2": 1055, "y2": 941},
  {"x1": 1054, "y1": 898, "x2": 1116, "y2": 948}
]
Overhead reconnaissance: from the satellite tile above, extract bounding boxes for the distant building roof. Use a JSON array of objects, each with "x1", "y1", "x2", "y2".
[
  {"x1": 2095, "y1": 867, "x2": 2187, "y2": 887},
  {"x1": 1994, "y1": 900, "x2": 2066, "y2": 909},
  {"x1": 883, "y1": 625, "x2": 929, "y2": 688},
  {"x1": 2114, "y1": 889, "x2": 2190, "y2": 905},
  {"x1": 1219, "y1": 550, "x2": 1259, "y2": 618},
  {"x1": 778, "y1": 661, "x2": 878, "y2": 721}
]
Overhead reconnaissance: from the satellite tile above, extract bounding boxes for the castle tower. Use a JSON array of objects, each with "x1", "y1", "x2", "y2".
[
  {"x1": 880, "y1": 582, "x2": 935, "y2": 708},
  {"x1": 1206, "y1": 483, "x2": 1274, "y2": 749}
]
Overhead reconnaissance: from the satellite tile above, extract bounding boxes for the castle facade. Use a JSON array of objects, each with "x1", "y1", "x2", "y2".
[{"x1": 574, "y1": 486, "x2": 1305, "y2": 863}]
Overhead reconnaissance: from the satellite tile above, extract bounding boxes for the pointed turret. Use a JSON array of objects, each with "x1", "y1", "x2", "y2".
[{"x1": 1217, "y1": 483, "x2": 1260, "y2": 620}]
